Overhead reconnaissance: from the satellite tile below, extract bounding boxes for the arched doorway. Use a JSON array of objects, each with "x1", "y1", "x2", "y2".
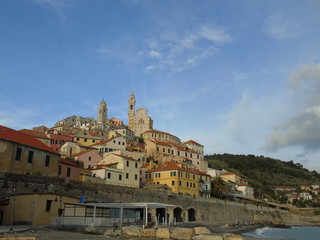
[
  {"x1": 156, "y1": 208, "x2": 166, "y2": 224},
  {"x1": 173, "y1": 207, "x2": 183, "y2": 222},
  {"x1": 188, "y1": 208, "x2": 196, "y2": 222}
]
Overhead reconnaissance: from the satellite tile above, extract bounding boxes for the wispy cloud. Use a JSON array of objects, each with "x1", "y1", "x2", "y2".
[
  {"x1": 30, "y1": 0, "x2": 73, "y2": 21},
  {"x1": 97, "y1": 25, "x2": 231, "y2": 73},
  {"x1": 263, "y1": 12, "x2": 304, "y2": 39},
  {"x1": 0, "y1": 96, "x2": 41, "y2": 129}
]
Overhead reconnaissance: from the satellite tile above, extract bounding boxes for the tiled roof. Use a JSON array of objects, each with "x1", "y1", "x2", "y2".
[
  {"x1": 146, "y1": 162, "x2": 209, "y2": 176},
  {"x1": 144, "y1": 129, "x2": 177, "y2": 138},
  {"x1": 184, "y1": 140, "x2": 203, "y2": 147},
  {"x1": 220, "y1": 172, "x2": 236, "y2": 176},
  {"x1": 88, "y1": 162, "x2": 118, "y2": 170},
  {"x1": 71, "y1": 149, "x2": 94, "y2": 157},
  {"x1": 90, "y1": 137, "x2": 117, "y2": 146},
  {"x1": 0, "y1": 125, "x2": 59, "y2": 155},
  {"x1": 150, "y1": 140, "x2": 197, "y2": 153},
  {"x1": 60, "y1": 158, "x2": 81, "y2": 168},
  {"x1": 89, "y1": 132, "x2": 100, "y2": 137},
  {"x1": 140, "y1": 163, "x2": 150, "y2": 168},
  {"x1": 19, "y1": 129, "x2": 50, "y2": 139}
]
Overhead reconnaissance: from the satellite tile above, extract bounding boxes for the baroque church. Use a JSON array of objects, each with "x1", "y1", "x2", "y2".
[{"x1": 54, "y1": 93, "x2": 153, "y2": 137}]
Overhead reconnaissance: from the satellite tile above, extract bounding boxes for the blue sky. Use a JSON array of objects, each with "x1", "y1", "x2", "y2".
[{"x1": 1, "y1": 0, "x2": 320, "y2": 170}]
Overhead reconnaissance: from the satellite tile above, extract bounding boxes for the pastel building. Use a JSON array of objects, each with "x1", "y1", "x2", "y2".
[
  {"x1": 145, "y1": 162, "x2": 211, "y2": 198},
  {"x1": 0, "y1": 125, "x2": 60, "y2": 177},
  {"x1": 59, "y1": 158, "x2": 82, "y2": 181},
  {"x1": 89, "y1": 153, "x2": 140, "y2": 188},
  {"x1": 90, "y1": 137, "x2": 127, "y2": 156},
  {"x1": 142, "y1": 130, "x2": 181, "y2": 145},
  {"x1": 71, "y1": 149, "x2": 103, "y2": 169}
]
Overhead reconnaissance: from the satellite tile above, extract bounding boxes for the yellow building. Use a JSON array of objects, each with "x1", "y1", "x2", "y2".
[
  {"x1": 0, "y1": 193, "x2": 79, "y2": 225},
  {"x1": 145, "y1": 162, "x2": 210, "y2": 198},
  {"x1": 73, "y1": 131, "x2": 102, "y2": 146},
  {"x1": 0, "y1": 125, "x2": 60, "y2": 177},
  {"x1": 142, "y1": 130, "x2": 181, "y2": 145}
]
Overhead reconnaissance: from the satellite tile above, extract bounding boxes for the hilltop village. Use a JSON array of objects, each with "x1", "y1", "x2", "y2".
[{"x1": 1, "y1": 93, "x2": 320, "y2": 228}]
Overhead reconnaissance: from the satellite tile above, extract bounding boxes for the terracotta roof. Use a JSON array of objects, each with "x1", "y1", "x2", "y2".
[
  {"x1": 238, "y1": 184, "x2": 250, "y2": 187},
  {"x1": 220, "y1": 172, "x2": 236, "y2": 176},
  {"x1": 90, "y1": 137, "x2": 117, "y2": 146},
  {"x1": 88, "y1": 162, "x2": 118, "y2": 170},
  {"x1": 140, "y1": 163, "x2": 150, "y2": 168},
  {"x1": 19, "y1": 129, "x2": 50, "y2": 139},
  {"x1": 89, "y1": 132, "x2": 100, "y2": 137},
  {"x1": 144, "y1": 129, "x2": 178, "y2": 138},
  {"x1": 60, "y1": 158, "x2": 81, "y2": 168},
  {"x1": 0, "y1": 125, "x2": 59, "y2": 155},
  {"x1": 71, "y1": 149, "x2": 95, "y2": 157},
  {"x1": 146, "y1": 162, "x2": 209, "y2": 176},
  {"x1": 150, "y1": 140, "x2": 198, "y2": 153},
  {"x1": 184, "y1": 140, "x2": 203, "y2": 147}
]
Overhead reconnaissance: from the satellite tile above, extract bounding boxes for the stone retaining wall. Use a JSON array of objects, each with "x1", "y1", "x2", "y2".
[{"x1": 0, "y1": 172, "x2": 312, "y2": 225}]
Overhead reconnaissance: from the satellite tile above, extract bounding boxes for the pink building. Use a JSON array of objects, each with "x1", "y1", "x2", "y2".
[
  {"x1": 59, "y1": 158, "x2": 81, "y2": 181},
  {"x1": 71, "y1": 149, "x2": 103, "y2": 169}
]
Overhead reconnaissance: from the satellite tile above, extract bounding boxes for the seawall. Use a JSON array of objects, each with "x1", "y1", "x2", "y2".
[{"x1": 0, "y1": 172, "x2": 318, "y2": 226}]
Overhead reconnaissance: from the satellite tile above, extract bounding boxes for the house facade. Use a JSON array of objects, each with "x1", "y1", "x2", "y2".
[
  {"x1": 0, "y1": 125, "x2": 60, "y2": 177},
  {"x1": 59, "y1": 158, "x2": 82, "y2": 181}
]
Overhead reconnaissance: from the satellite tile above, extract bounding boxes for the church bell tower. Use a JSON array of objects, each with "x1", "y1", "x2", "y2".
[
  {"x1": 128, "y1": 93, "x2": 136, "y2": 130},
  {"x1": 98, "y1": 99, "x2": 107, "y2": 127}
]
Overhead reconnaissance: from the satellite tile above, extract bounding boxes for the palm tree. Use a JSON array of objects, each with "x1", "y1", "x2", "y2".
[{"x1": 211, "y1": 176, "x2": 229, "y2": 199}]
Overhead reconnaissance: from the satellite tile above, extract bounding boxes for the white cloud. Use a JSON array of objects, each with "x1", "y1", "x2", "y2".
[
  {"x1": 265, "y1": 63, "x2": 320, "y2": 154},
  {"x1": 263, "y1": 13, "x2": 303, "y2": 39},
  {"x1": 98, "y1": 25, "x2": 231, "y2": 73},
  {"x1": 30, "y1": 0, "x2": 72, "y2": 21}
]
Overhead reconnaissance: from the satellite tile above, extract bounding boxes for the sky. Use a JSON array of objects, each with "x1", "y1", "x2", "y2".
[{"x1": 1, "y1": 0, "x2": 320, "y2": 171}]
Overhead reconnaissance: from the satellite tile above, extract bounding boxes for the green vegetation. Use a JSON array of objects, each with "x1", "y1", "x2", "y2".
[{"x1": 205, "y1": 153, "x2": 320, "y2": 199}]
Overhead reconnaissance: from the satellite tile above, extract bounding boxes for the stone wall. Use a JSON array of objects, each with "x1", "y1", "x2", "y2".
[{"x1": 0, "y1": 172, "x2": 314, "y2": 225}]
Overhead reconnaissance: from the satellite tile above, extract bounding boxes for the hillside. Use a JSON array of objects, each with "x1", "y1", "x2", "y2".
[{"x1": 205, "y1": 154, "x2": 320, "y2": 199}]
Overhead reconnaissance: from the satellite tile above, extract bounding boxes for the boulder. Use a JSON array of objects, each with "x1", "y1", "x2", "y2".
[
  {"x1": 223, "y1": 233, "x2": 244, "y2": 240},
  {"x1": 122, "y1": 226, "x2": 141, "y2": 237},
  {"x1": 171, "y1": 227, "x2": 194, "y2": 239},
  {"x1": 103, "y1": 228, "x2": 122, "y2": 236},
  {"x1": 156, "y1": 228, "x2": 171, "y2": 239},
  {"x1": 193, "y1": 235, "x2": 223, "y2": 240},
  {"x1": 141, "y1": 228, "x2": 157, "y2": 237},
  {"x1": 194, "y1": 227, "x2": 211, "y2": 235}
]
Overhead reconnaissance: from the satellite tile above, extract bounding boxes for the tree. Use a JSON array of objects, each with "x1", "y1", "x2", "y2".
[{"x1": 211, "y1": 176, "x2": 229, "y2": 199}]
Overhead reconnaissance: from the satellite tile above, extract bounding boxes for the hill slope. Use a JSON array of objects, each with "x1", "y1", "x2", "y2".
[{"x1": 205, "y1": 154, "x2": 320, "y2": 198}]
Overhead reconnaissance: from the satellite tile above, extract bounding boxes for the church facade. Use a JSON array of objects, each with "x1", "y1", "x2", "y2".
[{"x1": 128, "y1": 93, "x2": 153, "y2": 137}]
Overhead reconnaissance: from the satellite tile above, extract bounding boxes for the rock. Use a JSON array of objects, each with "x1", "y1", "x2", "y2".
[
  {"x1": 103, "y1": 228, "x2": 122, "y2": 236},
  {"x1": 141, "y1": 228, "x2": 157, "y2": 237},
  {"x1": 171, "y1": 227, "x2": 194, "y2": 239},
  {"x1": 193, "y1": 234, "x2": 223, "y2": 240},
  {"x1": 194, "y1": 227, "x2": 211, "y2": 235},
  {"x1": 223, "y1": 233, "x2": 244, "y2": 240},
  {"x1": 156, "y1": 228, "x2": 171, "y2": 239},
  {"x1": 122, "y1": 226, "x2": 141, "y2": 237}
]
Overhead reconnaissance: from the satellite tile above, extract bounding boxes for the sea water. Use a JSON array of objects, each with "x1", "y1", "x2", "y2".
[{"x1": 242, "y1": 226, "x2": 320, "y2": 240}]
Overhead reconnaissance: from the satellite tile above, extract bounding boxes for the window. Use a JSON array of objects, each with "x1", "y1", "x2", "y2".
[
  {"x1": 126, "y1": 173, "x2": 129, "y2": 179},
  {"x1": 46, "y1": 200, "x2": 52, "y2": 212},
  {"x1": 107, "y1": 172, "x2": 111, "y2": 179},
  {"x1": 15, "y1": 148, "x2": 22, "y2": 161},
  {"x1": 126, "y1": 161, "x2": 129, "y2": 167},
  {"x1": 135, "y1": 174, "x2": 138, "y2": 180},
  {"x1": 67, "y1": 167, "x2": 71, "y2": 177},
  {"x1": 89, "y1": 156, "x2": 91, "y2": 161},
  {"x1": 187, "y1": 182, "x2": 189, "y2": 187},
  {"x1": 179, "y1": 181, "x2": 181, "y2": 186},
  {"x1": 135, "y1": 162, "x2": 138, "y2": 168},
  {"x1": 193, "y1": 175, "x2": 195, "y2": 180},
  {"x1": 119, "y1": 174, "x2": 122, "y2": 181},
  {"x1": 172, "y1": 180, "x2": 175, "y2": 186},
  {"x1": 157, "y1": 147, "x2": 159, "y2": 152},
  {"x1": 84, "y1": 138, "x2": 87, "y2": 142},
  {"x1": 45, "y1": 155, "x2": 50, "y2": 167},
  {"x1": 122, "y1": 142, "x2": 125, "y2": 146},
  {"x1": 28, "y1": 151, "x2": 33, "y2": 163},
  {"x1": 168, "y1": 149, "x2": 170, "y2": 153},
  {"x1": 170, "y1": 172, "x2": 176, "y2": 177},
  {"x1": 92, "y1": 140, "x2": 95, "y2": 143},
  {"x1": 178, "y1": 151, "x2": 180, "y2": 156},
  {"x1": 163, "y1": 148, "x2": 165, "y2": 152}
]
